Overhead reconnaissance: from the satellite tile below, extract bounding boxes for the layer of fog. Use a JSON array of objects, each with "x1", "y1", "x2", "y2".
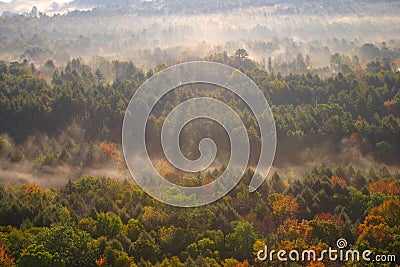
[
  {"x1": 1, "y1": 130, "x2": 398, "y2": 188},
  {"x1": 271, "y1": 140, "x2": 399, "y2": 182},
  {"x1": 0, "y1": 128, "x2": 131, "y2": 188},
  {"x1": 0, "y1": 4, "x2": 400, "y2": 68}
]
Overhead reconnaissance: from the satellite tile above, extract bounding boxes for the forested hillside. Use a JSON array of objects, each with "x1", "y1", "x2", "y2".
[
  {"x1": 0, "y1": 169, "x2": 399, "y2": 266},
  {"x1": 1, "y1": 51, "x2": 400, "y2": 165},
  {"x1": 0, "y1": 51, "x2": 399, "y2": 266}
]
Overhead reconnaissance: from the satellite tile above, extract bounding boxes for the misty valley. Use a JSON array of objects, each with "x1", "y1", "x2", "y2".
[{"x1": 0, "y1": 0, "x2": 400, "y2": 267}]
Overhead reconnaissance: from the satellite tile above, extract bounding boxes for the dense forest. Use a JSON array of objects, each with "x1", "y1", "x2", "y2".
[
  {"x1": 0, "y1": 48, "x2": 399, "y2": 266},
  {"x1": 1, "y1": 49, "x2": 400, "y2": 164},
  {"x1": 0, "y1": 0, "x2": 399, "y2": 265},
  {"x1": 0, "y1": 168, "x2": 398, "y2": 266}
]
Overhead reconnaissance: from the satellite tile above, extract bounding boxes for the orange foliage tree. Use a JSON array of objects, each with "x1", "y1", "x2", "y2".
[
  {"x1": 95, "y1": 257, "x2": 109, "y2": 267},
  {"x1": 0, "y1": 245, "x2": 16, "y2": 267},
  {"x1": 277, "y1": 219, "x2": 313, "y2": 243},
  {"x1": 369, "y1": 181, "x2": 399, "y2": 196},
  {"x1": 331, "y1": 176, "x2": 347, "y2": 187},
  {"x1": 270, "y1": 194, "x2": 299, "y2": 222},
  {"x1": 307, "y1": 261, "x2": 325, "y2": 267},
  {"x1": 357, "y1": 200, "x2": 400, "y2": 252},
  {"x1": 236, "y1": 260, "x2": 250, "y2": 267}
]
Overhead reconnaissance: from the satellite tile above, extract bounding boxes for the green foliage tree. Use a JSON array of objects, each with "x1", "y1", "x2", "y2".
[
  {"x1": 96, "y1": 212, "x2": 124, "y2": 239},
  {"x1": 16, "y1": 244, "x2": 64, "y2": 267},
  {"x1": 226, "y1": 222, "x2": 257, "y2": 261}
]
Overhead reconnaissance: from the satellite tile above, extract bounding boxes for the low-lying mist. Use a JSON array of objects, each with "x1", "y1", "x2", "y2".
[
  {"x1": 0, "y1": 125, "x2": 131, "y2": 188},
  {"x1": 1, "y1": 127, "x2": 398, "y2": 189}
]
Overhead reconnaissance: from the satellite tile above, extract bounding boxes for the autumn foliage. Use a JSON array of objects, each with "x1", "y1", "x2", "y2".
[
  {"x1": 95, "y1": 257, "x2": 108, "y2": 267},
  {"x1": 101, "y1": 142, "x2": 117, "y2": 157},
  {"x1": 270, "y1": 194, "x2": 299, "y2": 221},
  {"x1": 0, "y1": 245, "x2": 16, "y2": 267},
  {"x1": 369, "y1": 181, "x2": 399, "y2": 195},
  {"x1": 357, "y1": 200, "x2": 400, "y2": 251},
  {"x1": 331, "y1": 176, "x2": 347, "y2": 187}
]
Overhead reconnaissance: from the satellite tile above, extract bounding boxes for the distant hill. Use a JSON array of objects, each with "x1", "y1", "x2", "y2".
[{"x1": 1, "y1": 0, "x2": 400, "y2": 16}]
